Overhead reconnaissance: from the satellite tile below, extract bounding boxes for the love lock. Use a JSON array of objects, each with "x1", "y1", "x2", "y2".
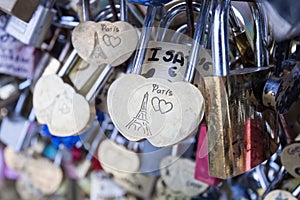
[
  {"x1": 4, "y1": 145, "x2": 63, "y2": 196},
  {"x1": 33, "y1": 73, "x2": 91, "y2": 137},
  {"x1": 107, "y1": 0, "x2": 205, "y2": 147},
  {"x1": 98, "y1": 129, "x2": 141, "y2": 175},
  {"x1": 33, "y1": 1, "x2": 119, "y2": 137},
  {"x1": 72, "y1": 21, "x2": 138, "y2": 67},
  {"x1": 204, "y1": 0, "x2": 280, "y2": 179},
  {"x1": 280, "y1": 143, "x2": 300, "y2": 179},
  {"x1": 160, "y1": 155, "x2": 209, "y2": 197}
]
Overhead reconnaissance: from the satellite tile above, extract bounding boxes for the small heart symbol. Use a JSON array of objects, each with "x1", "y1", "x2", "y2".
[
  {"x1": 109, "y1": 35, "x2": 121, "y2": 48},
  {"x1": 103, "y1": 34, "x2": 110, "y2": 46},
  {"x1": 151, "y1": 97, "x2": 160, "y2": 112},
  {"x1": 159, "y1": 99, "x2": 173, "y2": 114}
]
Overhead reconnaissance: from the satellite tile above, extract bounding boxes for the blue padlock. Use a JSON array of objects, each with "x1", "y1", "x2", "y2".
[{"x1": 41, "y1": 125, "x2": 81, "y2": 149}]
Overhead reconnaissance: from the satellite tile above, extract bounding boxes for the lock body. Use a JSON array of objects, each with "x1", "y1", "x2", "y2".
[
  {"x1": 0, "y1": 0, "x2": 40, "y2": 22},
  {"x1": 5, "y1": 4, "x2": 56, "y2": 47}
]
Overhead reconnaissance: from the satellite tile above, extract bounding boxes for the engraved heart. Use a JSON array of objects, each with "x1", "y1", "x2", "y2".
[
  {"x1": 103, "y1": 34, "x2": 110, "y2": 46},
  {"x1": 109, "y1": 35, "x2": 121, "y2": 47},
  {"x1": 107, "y1": 74, "x2": 205, "y2": 146},
  {"x1": 72, "y1": 21, "x2": 138, "y2": 67},
  {"x1": 159, "y1": 99, "x2": 173, "y2": 114},
  {"x1": 103, "y1": 34, "x2": 121, "y2": 48},
  {"x1": 151, "y1": 96, "x2": 160, "y2": 112}
]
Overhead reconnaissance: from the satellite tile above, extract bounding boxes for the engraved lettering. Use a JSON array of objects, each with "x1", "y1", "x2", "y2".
[
  {"x1": 101, "y1": 24, "x2": 119, "y2": 32},
  {"x1": 152, "y1": 84, "x2": 173, "y2": 96}
]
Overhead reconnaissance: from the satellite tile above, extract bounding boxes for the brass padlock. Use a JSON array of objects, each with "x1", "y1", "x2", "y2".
[
  {"x1": 206, "y1": 0, "x2": 280, "y2": 179},
  {"x1": 0, "y1": 0, "x2": 40, "y2": 22}
]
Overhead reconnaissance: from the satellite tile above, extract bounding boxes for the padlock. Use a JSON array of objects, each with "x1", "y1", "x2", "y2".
[
  {"x1": 33, "y1": 47, "x2": 113, "y2": 137},
  {"x1": 140, "y1": 1, "x2": 211, "y2": 82},
  {"x1": 280, "y1": 143, "x2": 300, "y2": 180},
  {"x1": 261, "y1": 162, "x2": 300, "y2": 200},
  {"x1": 0, "y1": 14, "x2": 36, "y2": 78},
  {"x1": 71, "y1": 0, "x2": 138, "y2": 68},
  {"x1": 0, "y1": 88, "x2": 38, "y2": 151},
  {"x1": 203, "y1": 0, "x2": 280, "y2": 179},
  {"x1": 5, "y1": 0, "x2": 56, "y2": 47},
  {"x1": 112, "y1": 171, "x2": 156, "y2": 198},
  {"x1": 159, "y1": 144, "x2": 210, "y2": 198},
  {"x1": 98, "y1": 126, "x2": 141, "y2": 175},
  {"x1": 262, "y1": 60, "x2": 300, "y2": 141},
  {"x1": 0, "y1": 0, "x2": 40, "y2": 22},
  {"x1": 90, "y1": 171, "x2": 125, "y2": 200},
  {"x1": 4, "y1": 142, "x2": 64, "y2": 196},
  {"x1": 153, "y1": 178, "x2": 188, "y2": 200},
  {"x1": 0, "y1": 75, "x2": 21, "y2": 108},
  {"x1": 107, "y1": 0, "x2": 205, "y2": 147}
]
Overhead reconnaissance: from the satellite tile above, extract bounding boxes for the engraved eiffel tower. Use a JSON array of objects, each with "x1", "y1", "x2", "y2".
[
  {"x1": 126, "y1": 92, "x2": 151, "y2": 136},
  {"x1": 89, "y1": 32, "x2": 107, "y2": 60}
]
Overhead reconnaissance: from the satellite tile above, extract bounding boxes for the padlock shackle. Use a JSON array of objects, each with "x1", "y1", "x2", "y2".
[
  {"x1": 131, "y1": 6, "x2": 159, "y2": 74},
  {"x1": 156, "y1": 1, "x2": 201, "y2": 41},
  {"x1": 86, "y1": 117, "x2": 108, "y2": 160},
  {"x1": 85, "y1": 64, "x2": 113, "y2": 102},
  {"x1": 229, "y1": 7, "x2": 242, "y2": 34},
  {"x1": 57, "y1": 49, "x2": 79, "y2": 77},
  {"x1": 184, "y1": 0, "x2": 211, "y2": 82},
  {"x1": 249, "y1": 2, "x2": 269, "y2": 68},
  {"x1": 120, "y1": 0, "x2": 128, "y2": 21},
  {"x1": 82, "y1": 0, "x2": 90, "y2": 22},
  {"x1": 211, "y1": 0, "x2": 231, "y2": 77}
]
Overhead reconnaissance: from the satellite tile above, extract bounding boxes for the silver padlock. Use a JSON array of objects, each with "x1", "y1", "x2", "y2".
[
  {"x1": 4, "y1": 0, "x2": 56, "y2": 47},
  {"x1": 0, "y1": 88, "x2": 37, "y2": 151}
]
